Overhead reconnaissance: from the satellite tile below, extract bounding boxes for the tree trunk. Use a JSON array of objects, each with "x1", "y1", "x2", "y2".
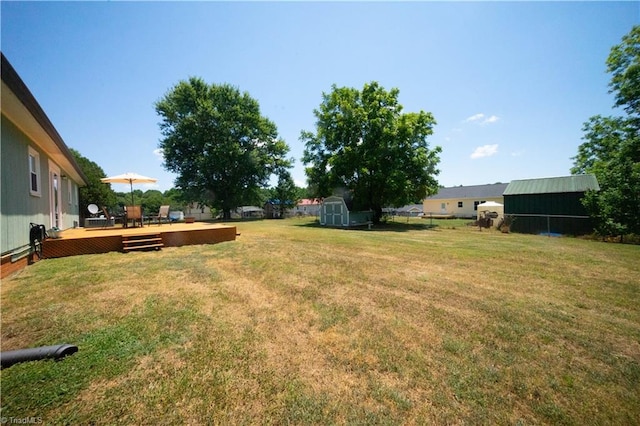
[
  {"x1": 372, "y1": 206, "x2": 383, "y2": 224},
  {"x1": 223, "y1": 208, "x2": 232, "y2": 220}
]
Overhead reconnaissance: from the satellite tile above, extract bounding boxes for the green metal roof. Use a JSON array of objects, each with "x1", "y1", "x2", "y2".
[{"x1": 503, "y1": 174, "x2": 599, "y2": 195}]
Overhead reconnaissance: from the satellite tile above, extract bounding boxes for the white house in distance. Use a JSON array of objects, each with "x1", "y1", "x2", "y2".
[
  {"x1": 292, "y1": 198, "x2": 321, "y2": 217},
  {"x1": 184, "y1": 203, "x2": 214, "y2": 221},
  {"x1": 423, "y1": 183, "x2": 509, "y2": 218}
]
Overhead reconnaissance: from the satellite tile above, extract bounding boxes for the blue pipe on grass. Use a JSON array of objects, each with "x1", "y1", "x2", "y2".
[{"x1": 0, "y1": 344, "x2": 78, "y2": 369}]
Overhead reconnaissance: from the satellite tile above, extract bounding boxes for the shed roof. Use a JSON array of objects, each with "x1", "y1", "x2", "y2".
[
  {"x1": 503, "y1": 174, "x2": 599, "y2": 195},
  {"x1": 426, "y1": 183, "x2": 509, "y2": 200}
]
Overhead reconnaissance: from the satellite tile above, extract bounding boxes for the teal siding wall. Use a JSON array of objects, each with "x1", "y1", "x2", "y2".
[
  {"x1": 349, "y1": 211, "x2": 373, "y2": 225},
  {"x1": 1, "y1": 117, "x2": 48, "y2": 254},
  {"x1": 1, "y1": 117, "x2": 81, "y2": 255}
]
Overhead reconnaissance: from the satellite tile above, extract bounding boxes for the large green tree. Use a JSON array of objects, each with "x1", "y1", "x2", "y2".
[
  {"x1": 70, "y1": 148, "x2": 117, "y2": 219},
  {"x1": 301, "y1": 82, "x2": 441, "y2": 223},
  {"x1": 156, "y1": 78, "x2": 292, "y2": 219},
  {"x1": 572, "y1": 25, "x2": 640, "y2": 239},
  {"x1": 270, "y1": 170, "x2": 299, "y2": 218}
]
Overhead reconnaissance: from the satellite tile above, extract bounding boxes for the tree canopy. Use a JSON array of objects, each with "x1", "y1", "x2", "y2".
[
  {"x1": 270, "y1": 170, "x2": 299, "y2": 218},
  {"x1": 110, "y1": 189, "x2": 183, "y2": 217},
  {"x1": 70, "y1": 148, "x2": 116, "y2": 219},
  {"x1": 301, "y1": 82, "x2": 441, "y2": 223},
  {"x1": 607, "y1": 25, "x2": 640, "y2": 116},
  {"x1": 572, "y1": 25, "x2": 640, "y2": 239},
  {"x1": 155, "y1": 78, "x2": 292, "y2": 219}
]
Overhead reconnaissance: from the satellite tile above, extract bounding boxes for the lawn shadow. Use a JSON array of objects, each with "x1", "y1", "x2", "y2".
[{"x1": 292, "y1": 220, "x2": 439, "y2": 232}]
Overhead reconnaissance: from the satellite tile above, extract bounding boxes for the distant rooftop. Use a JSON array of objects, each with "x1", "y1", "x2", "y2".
[
  {"x1": 504, "y1": 174, "x2": 599, "y2": 195},
  {"x1": 426, "y1": 183, "x2": 509, "y2": 200},
  {"x1": 397, "y1": 204, "x2": 423, "y2": 212},
  {"x1": 298, "y1": 198, "x2": 321, "y2": 205}
]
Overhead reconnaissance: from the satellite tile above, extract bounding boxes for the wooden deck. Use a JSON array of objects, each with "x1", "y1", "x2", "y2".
[{"x1": 41, "y1": 222, "x2": 237, "y2": 259}]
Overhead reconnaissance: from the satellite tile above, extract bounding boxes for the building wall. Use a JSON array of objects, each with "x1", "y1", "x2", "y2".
[
  {"x1": 264, "y1": 202, "x2": 280, "y2": 219},
  {"x1": 184, "y1": 204, "x2": 214, "y2": 220},
  {"x1": 504, "y1": 192, "x2": 594, "y2": 235},
  {"x1": 292, "y1": 203, "x2": 320, "y2": 217},
  {"x1": 320, "y1": 197, "x2": 349, "y2": 226},
  {"x1": 1, "y1": 116, "x2": 81, "y2": 255},
  {"x1": 320, "y1": 197, "x2": 372, "y2": 226},
  {"x1": 423, "y1": 196, "x2": 504, "y2": 218}
]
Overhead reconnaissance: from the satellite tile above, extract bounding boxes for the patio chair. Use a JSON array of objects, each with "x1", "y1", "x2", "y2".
[
  {"x1": 149, "y1": 205, "x2": 171, "y2": 226},
  {"x1": 125, "y1": 205, "x2": 143, "y2": 228},
  {"x1": 28, "y1": 223, "x2": 47, "y2": 262},
  {"x1": 101, "y1": 206, "x2": 115, "y2": 228}
]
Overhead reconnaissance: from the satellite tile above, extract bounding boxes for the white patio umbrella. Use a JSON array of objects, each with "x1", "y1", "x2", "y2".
[
  {"x1": 100, "y1": 172, "x2": 157, "y2": 207},
  {"x1": 477, "y1": 201, "x2": 504, "y2": 222},
  {"x1": 477, "y1": 201, "x2": 503, "y2": 209}
]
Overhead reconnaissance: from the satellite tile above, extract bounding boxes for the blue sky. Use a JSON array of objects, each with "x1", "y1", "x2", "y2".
[{"x1": 2, "y1": 1, "x2": 638, "y2": 193}]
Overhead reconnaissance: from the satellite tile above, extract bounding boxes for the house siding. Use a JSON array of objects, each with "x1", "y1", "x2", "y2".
[
  {"x1": 1, "y1": 116, "x2": 49, "y2": 254},
  {"x1": 1, "y1": 116, "x2": 81, "y2": 255},
  {"x1": 292, "y1": 200, "x2": 321, "y2": 217},
  {"x1": 1, "y1": 53, "x2": 86, "y2": 278},
  {"x1": 423, "y1": 196, "x2": 504, "y2": 218},
  {"x1": 423, "y1": 183, "x2": 508, "y2": 218}
]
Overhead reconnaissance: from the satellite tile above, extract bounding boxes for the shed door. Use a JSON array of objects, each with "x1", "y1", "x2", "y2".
[
  {"x1": 335, "y1": 203, "x2": 343, "y2": 226},
  {"x1": 327, "y1": 203, "x2": 336, "y2": 226},
  {"x1": 326, "y1": 202, "x2": 343, "y2": 226}
]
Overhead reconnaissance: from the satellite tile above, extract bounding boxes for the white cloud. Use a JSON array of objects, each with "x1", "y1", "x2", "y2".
[
  {"x1": 153, "y1": 148, "x2": 164, "y2": 160},
  {"x1": 465, "y1": 113, "x2": 485, "y2": 122},
  {"x1": 483, "y1": 115, "x2": 499, "y2": 124},
  {"x1": 471, "y1": 144, "x2": 499, "y2": 159},
  {"x1": 465, "y1": 113, "x2": 500, "y2": 125}
]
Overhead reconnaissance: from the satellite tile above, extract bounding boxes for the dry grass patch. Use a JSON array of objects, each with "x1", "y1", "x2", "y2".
[{"x1": 1, "y1": 218, "x2": 639, "y2": 424}]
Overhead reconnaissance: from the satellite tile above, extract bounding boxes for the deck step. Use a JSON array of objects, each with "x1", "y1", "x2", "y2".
[
  {"x1": 124, "y1": 237, "x2": 163, "y2": 244},
  {"x1": 122, "y1": 243, "x2": 164, "y2": 252},
  {"x1": 122, "y1": 234, "x2": 164, "y2": 252}
]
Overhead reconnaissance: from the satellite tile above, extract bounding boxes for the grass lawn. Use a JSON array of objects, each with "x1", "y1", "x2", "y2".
[{"x1": 1, "y1": 217, "x2": 639, "y2": 424}]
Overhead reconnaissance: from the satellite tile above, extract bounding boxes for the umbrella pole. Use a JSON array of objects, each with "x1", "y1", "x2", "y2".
[{"x1": 130, "y1": 181, "x2": 134, "y2": 207}]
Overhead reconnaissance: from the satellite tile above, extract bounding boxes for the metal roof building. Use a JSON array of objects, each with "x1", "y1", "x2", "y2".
[
  {"x1": 504, "y1": 174, "x2": 600, "y2": 196},
  {"x1": 503, "y1": 174, "x2": 599, "y2": 235}
]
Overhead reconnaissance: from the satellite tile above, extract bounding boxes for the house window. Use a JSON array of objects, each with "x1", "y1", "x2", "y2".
[
  {"x1": 457, "y1": 201, "x2": 463, "y2": 208},
  {"x1": 28, "y1": 146, "x2": 41, "y2": 197},
  {"x1": 68, "y1": 179, "x2": 73, "y2": 204}
]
